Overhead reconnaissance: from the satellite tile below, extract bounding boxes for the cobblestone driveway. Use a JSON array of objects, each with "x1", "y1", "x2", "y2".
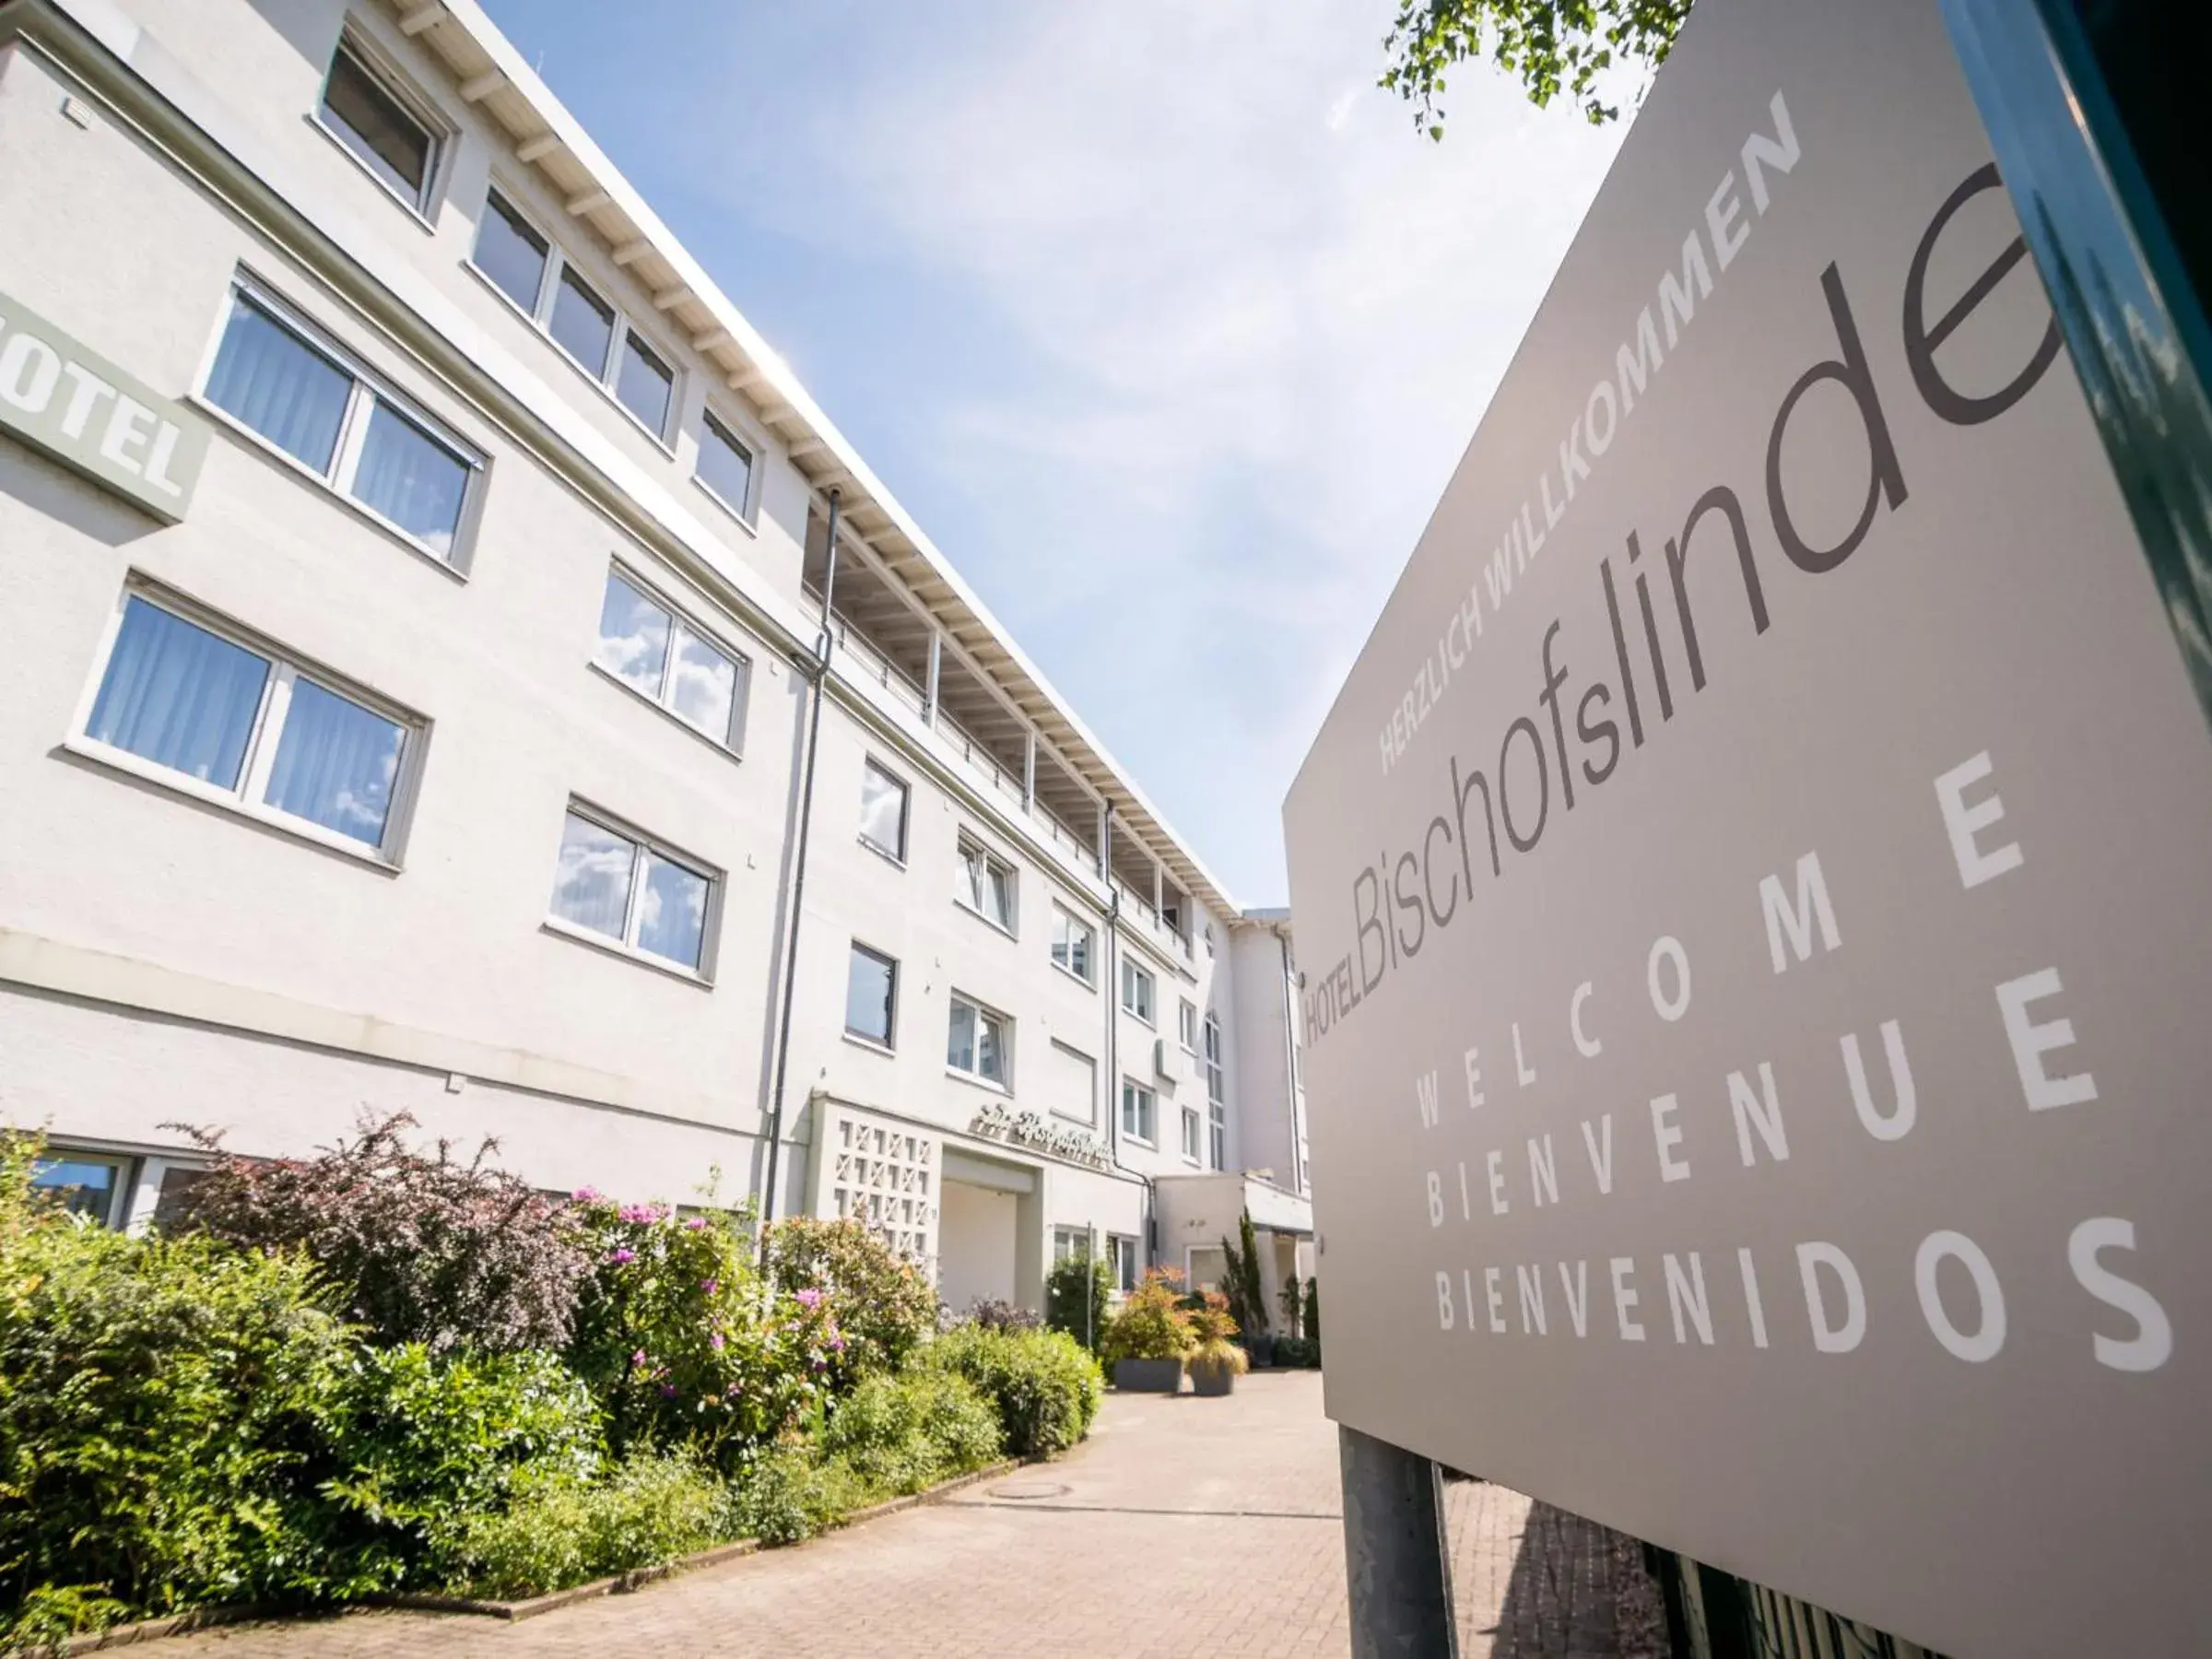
[{"x1": 163, "y1": 1371, "x2": 1622, "y2": 1658}]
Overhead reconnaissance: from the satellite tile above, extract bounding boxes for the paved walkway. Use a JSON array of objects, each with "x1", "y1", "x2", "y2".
[{"x1": 164, "y1": 1371, "x2": 1629, "y2": 1658}]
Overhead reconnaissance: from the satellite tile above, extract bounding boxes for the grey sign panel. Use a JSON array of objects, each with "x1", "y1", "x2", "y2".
[
  {"x1": 0, "y1": 288, "x2": 207, "y2": 521},
  {"x1": 1280, "y1": 1, "x2": 2208, "y2": 1654}
]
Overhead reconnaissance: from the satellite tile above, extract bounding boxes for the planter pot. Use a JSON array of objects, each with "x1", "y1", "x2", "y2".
[
  {"x1": 1189, "y1": 1359, "x2": 1238, "y2": 1397},
  {"x1": 1112, "y1": 1358, "x2": 1185, "y2": 1394},
  {"x1": 1246, "y1": 1334, "x2": 1276, "y2": 1370}
]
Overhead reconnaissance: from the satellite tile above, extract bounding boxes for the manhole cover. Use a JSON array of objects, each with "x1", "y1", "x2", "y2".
[{"x1": 988, "y1": 1480, "x2": 1071, "y2": 1500}]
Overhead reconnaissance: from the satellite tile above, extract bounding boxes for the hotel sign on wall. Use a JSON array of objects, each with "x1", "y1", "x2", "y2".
[
  {"x1": 0, "y1": 288, "x2": 207, "y2": 521},
  {"x1": 1282, "y1": 1, "x2": 2206, "y2": 1654}
]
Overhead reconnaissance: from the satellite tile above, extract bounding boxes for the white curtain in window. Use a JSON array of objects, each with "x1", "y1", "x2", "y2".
[
  {"x1": 354, "y1": 403, "x2": 468, "y2": 553},
  {"x1": 552, "y1": 814, "x2": 634, "y2": 938},
  {"x1": 88, "y1": 599, "x2": 270, "y2": 788},
  {"x1": 265, "y1": 678, "x2": 405, "y2": 846},
  {"x1": 206, "y1": 299, "x2": 352, "y2": 472}
]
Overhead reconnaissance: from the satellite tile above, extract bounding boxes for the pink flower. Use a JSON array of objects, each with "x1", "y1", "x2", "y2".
[
  {"x1": 685, "y1": 1216, "x2": 710, "y2": 1231},
  {"x1": 829, "y1": 1335, "x2": 846, "y2": 1353},
  {"x1": 608, "y1": 1247, "x2": 636, "y2": 1265},
  {"x1": 618, "y1": 1202, "x2": 665, "y2": 1225},
  {"x1": 711, "y1": 1332, "x2": 725, "y2": 1351},
  {"x1": 794, "y1": 1288, "x2": 823, "y2": 1310},
  {"x1": 700, "y1": 1277, "x2": 719, "y2": 1294},
  {"x1": 631, "y1": 1349, "x2": 648, "y2": 1366},
  {"x1": 660, "y1": 1382, "x2": 678, "y2": 1398},
  {"x1": 572, "y1": 1185, "x2": 603, "y2": 1203}
]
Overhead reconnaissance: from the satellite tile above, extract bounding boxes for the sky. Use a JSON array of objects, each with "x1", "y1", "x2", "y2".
[{"x1": 479, "y1": 0, "x2": 1631, "y2": 907}]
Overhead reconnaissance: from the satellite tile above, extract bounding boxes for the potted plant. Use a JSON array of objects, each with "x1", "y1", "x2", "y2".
[
  {"x1": 1186, "y1": 1291, "x2": 1250, "y2": 1397},
  {"x1": 1101, "y1": 1266, "x2": 1194, "y2": 1392}
]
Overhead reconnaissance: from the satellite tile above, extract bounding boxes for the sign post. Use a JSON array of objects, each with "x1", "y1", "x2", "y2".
[{"x1": 1288, "y1": 1, "x2": 2211, "y2": 1654}]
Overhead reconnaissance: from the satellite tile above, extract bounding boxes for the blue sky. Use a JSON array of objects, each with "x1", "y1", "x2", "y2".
[{"x1": 480, "y1": 0, "x2": 1629, "y2": 905}]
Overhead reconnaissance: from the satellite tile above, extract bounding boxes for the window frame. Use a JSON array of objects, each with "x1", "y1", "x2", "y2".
[
  {"x1": 843, "y1": 939, "x2": 899, "y2": 1051},
  {"x1": 1120, "y1": 959, "x2": 1156, "y2": 1026},
  {"x1": 1180, "y1": 1104, "x2": 1202, "y2": 1166},
  {"x1": 1119, "y1": 1077, "x2": 1158, "y2": 1147},
  {"x1": 467, "y1": 184, "x2": 683, "y2": 450},
  {"x1": 543, "y1": 801, "x2": 722, "y2": 982},
  {"x1": 954, "y1": 834, "x2": 1018, "y2": 936},
  {"x1": 30, "y1": 1147, "x2": 134, "y2": 1229},
  {"x1": 1052, "y1": 1226, "x2": 1093, "y2": 1265},
  {"x1": 194, "y1": 277, "x2": 486, "y2": 573},
  {"x1": 858, "y1": 757, "x2": 911, "y2": 864},
  {"x1": 1049, "y1": 904, "x2": 1097, "y2": 988},
  {"x1": 313, "y1": 30, "x2": 448, "y2": 223},
  {"x1": 1108, "y1": 1233, "x2": 1140, "y2": 1295},
  {"x1": 1208, "y1": 1100, "x2": 1227, "y2": 1171},
  {"x1": 693, "y1": 406, "x2": 760, "y2": 524},
  {"x1": 1205, "y1": 1011, "x2": 1227, "y2": 1170},
  {"x1": 1178, "y1": 997, "x2": 1199, "y2": 1053},
  {"x1": 588, "y1": 561, "x2": 752, "y2": 756},
  {"x1": 67, "y1": 581, "x2": 427, "y2": 866},
  {"x1": 1048, "y1": 1038, "x2": 1098, "y2": 1127},
  {"x1": 946, "y1": 990, "x2": 1013, "y2": 1091}
]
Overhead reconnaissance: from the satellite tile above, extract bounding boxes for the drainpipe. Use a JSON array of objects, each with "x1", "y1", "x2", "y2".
[
  {"x1": 758, "y1": 488, "x2": 841, "y2": 1260},
  {"x1": 1099, "y1": 812, "x2": 1156, "y2": 1274},
  {"x1": 1277, "y1": 926, "x2": 1303, "y2": 1194}
]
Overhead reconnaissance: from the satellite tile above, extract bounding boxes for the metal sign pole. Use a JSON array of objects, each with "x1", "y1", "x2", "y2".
[{"x1": 1338, "y1": 1425, "x2": 1459, "y2": 1658}]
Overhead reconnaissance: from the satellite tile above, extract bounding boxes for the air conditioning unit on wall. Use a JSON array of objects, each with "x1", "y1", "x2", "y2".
[{"x1": 1154, "y1": 1037, "x2": 1187, "y2": 1088}]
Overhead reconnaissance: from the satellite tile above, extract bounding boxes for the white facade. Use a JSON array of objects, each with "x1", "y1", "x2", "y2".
[{"x1": 0, "y1": 0, "x2": 1308, "y2": 1308}]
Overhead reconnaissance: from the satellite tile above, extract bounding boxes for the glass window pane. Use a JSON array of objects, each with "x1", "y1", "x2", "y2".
[
  {"x1": 353, "y1": 400, "x2": 469, "y2": 554},
  {"x1": 594, "y1": 572, "x2": 673, "y2": 700},
  {"x1": 206, "y1": 297, "x2": 353, "y2": 475},
  {"x1": 476, "y1": 192, "x2": 549, "y2": 312},
  {"x1": 977, "y1": 1011, "x2": 1005, "y2": 1084},
  {"x1": 947, "y1": 1000, "x2": 976, "y2": 1072},
  {"x1": 88, "y1": 598, "x2": 270, "y2": 789},
  {"x1": 636, "y1": 851, "x2": 711, "y2": 970},
  {"x1": 265, "y1": 677, "x2": 406, "y2": 847},
  {"x1": 549, "y1": 265, "x2": 615, "y2": 376},
  {"x1": 668, "y1": 627, "x2": 739, "y2": 742},
  {"x1": 860, "y1": 762, "x2": 907, "y2": 857},
  {"x1": 615, "y1": 331, "x2": 674, "y2": 436},
  {"x1": 698, "y1": 413, "x2": 754, "y2": 512},
  {"x1": 550, "y1": 812, "x2": 634, "y2": 940},
  {"x1": 1182, "y1": 1108, "x2": 1200, "y2": 1159},
  {"x1": 985, "y1": 863, "x2": 1013, "y2": 929},
  {"x1": 322, "y1": 47, "x2": 431, "y2": 203},
  {"x1": 31, "y1": 1156, "x2": 121, "y2": 1221},
  {"x1": 845, "y1": 946, "x2": 896, "y2": 1045}
]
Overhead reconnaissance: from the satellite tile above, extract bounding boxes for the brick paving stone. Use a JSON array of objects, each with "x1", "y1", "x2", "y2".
[{"x1": 162, "y1": 1371, "x2": 1622, "y2": 1658}]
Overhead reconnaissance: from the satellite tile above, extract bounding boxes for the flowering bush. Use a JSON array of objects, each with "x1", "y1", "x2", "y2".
[
  {"x1": 1186, "y1": 1291, "x2": 1249, "y2": 1379},
  {"x1": 566, "y1": 1194, "x2": 840, "y2": 1471},
  {"x1": 173, "y1": 1113, "x2": 587, "y2": 1354},
  {"x1": 959, "y1": 1298, "x2": 1041, "y2": 1334},
  {"x1": 1100, "y1": 1267, "x2": 1196, "y2": 1364},
  {"x1": 764, "y1": 1217, "x2": 936, "y2": 1385}
]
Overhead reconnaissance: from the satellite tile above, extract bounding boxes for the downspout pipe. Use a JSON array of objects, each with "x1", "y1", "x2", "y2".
[
  {"x1": 1099, "y1": 811, "x2": 1156, "y2": 1268},
  {"x1": 758, "y1": 488, "x2": 841, "y2": 1259}
]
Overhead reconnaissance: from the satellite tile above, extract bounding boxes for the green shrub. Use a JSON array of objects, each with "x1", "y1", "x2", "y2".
[
  {"x1": 1044, "y1": 1254, "x2": 1110, "y2": 1353},
  {"x1": 924, "y1": 1325, "x2": 1101, "y2": 1458},
  {"x1": 1100, "y1": 1268, "x2": 1195, "y2": 1364},
  {"x1": 316, "y1": 1344, "x2": 604, "y2": 1586},
  {"x1": 1273, "y1": 1335, "x2": 1320, "y2": 1368},
  {"x1": 441, "y1": 1450, "x2": 732, "y2": 1599},
  {"x1": 0, "y1": 1137, "x2": 357, "y2": 1632},
  {"x1": 765, "y1": 1217, "x2": 936, "y2": 1384},
  {"x1": 819, "y1": 1369, "x2": 1003, "y2": 1496},
  {"x1": 724, "y1": 1443, "x2": 865, "y2": 1547}
]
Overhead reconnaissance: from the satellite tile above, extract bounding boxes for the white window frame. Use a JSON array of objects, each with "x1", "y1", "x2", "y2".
[
  {"x1": 858, "y1": 757, "x2": 910, "y2": 864},
  {"x1": 1121, "y1": 959, "x2": 1156, "y2": 1026},
  {"x1": 1050, "y1": 904, "x2": 1097, "y2": 988},
  {"x1": 947, "y1": 991, "x2": 1013, "y2": 1091},
  {"x1": 843, "y1": 939, "x2": 899, "y2": 1052},
  {"x1": 66, "y1": 581, "x2": 427, "y2": 866},
  {"x1": 693, "y1": 406, "x2": 760, "y2": 525},
  {"x1": 1180, "y1": 1104, "x2": 1202, "y2": 1166},
  {"x1": 544, "y1": 801, "x2": 722, "y2": 982},
  {"x1": 1179, "y1": 997, "x2": 1199, "y2": 1053},
  {"x1": 1108, "y1": 1232, "x2": 1141, "y2": 1294},
  {"x1": 955, "y1": 835, "x2": 1018, "y2": 936},
  {"x1": 467, "y1": 183, "x2": 682, "y2": 450},
  {"x1": 313, "y1": 29, "x2": 450, "y2": 224},
  {"x1": 1208, "y1": 1099, "x2": 1227, "y2": 1172},
  {"x1": 1203, "y1": 1011, "x2": 1227, "y2": 1170},
  {"x1": 1052, "y1": 1225, "x2": 1093, "y2": 1265},
  {"x1": 1049, "y1": 1038, "x2": 1097, "y2": 1127},
  {"x1": 30, "y1": 1146, "x2": 135, "y2": 1230},
  {"x1": 1120, "y1": 1077, "x2": 1157, "y2": 1147},
  {"x1": 195, "y1": 277, "x2": 486, "y2": 573},
  {"x1": 589, "y1": 561, "x2": 751, "y2": 755}
]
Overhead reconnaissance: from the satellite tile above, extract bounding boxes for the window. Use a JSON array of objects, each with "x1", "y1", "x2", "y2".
[
  {"x1": 1120, "y1": 1078, "x2": 1157, "y2": 1146},
  {"x1": 31, "y1": 1151, "x2": 129, "y2": 1225},
  {"x1": 1052, "y1": 1226, "x2": 1091, "y2": 1264},
  {"x1": 947, "y1": 994, "x2": 1010, "y2": 1088},
  {"x1": 955, "y1": 837, "x2": 1016, "y2": 933},
  {"x1": 1108, "y1": 1233, "x2": 1140, "y2": 1294},
  {"x1": 1205, "y1": 1012, "x2": 1226, "y2": 1170},
  {"x1": 1050, "y1": 906, "x2": 1095, "y2": 985},
  {"x1": 1186, "y1": 1245, "x2": 1227, "y2": 1295},
  {"x1": 319, "y1": 39, "x2": 437, "y2": 213},
  {"x1": 1181, "y1": 1105, "x2": 1202, "y2": 1164},
  {"x1": 592, "y1": 568, "x2": 748, "y2": 749},
  {"x1": 1049, "y1": 1039, "x2": 1097, "y2": 1126},
  {"x1": 696, "y1": 411, "x2": 755, "y2": 518},
  {"x1": 859, "y1": 759, "x2": 909, "y2": 861},
  {"x1": 844, "y1": 942, "x2": 897, "y2": 1048},
  {"x1": 471, "y1": 189, "x2": 680, "y2": 443},
  {"x1": 1209, "y1": 1100, "x2": 1227, "y2": 1172},
  {"x1": 1204, "y1": 1013, "x2": 1225, "y2": 1102},
  {"x1": 547, "y1": 806, "x2": 715, "y2": 974},
  {"x1": 79, "y1": 590, "x2": 418, "y2": 857},
  {"x1": 1179, "y1": 998, "x2": 1198, "y2": 1051},
  {"x1": 1120, "y1": 959, "x2": 1155, "y2": 1024},
  {"x1": 204, "y1": 286, "x2": 480, "y2": 563}
]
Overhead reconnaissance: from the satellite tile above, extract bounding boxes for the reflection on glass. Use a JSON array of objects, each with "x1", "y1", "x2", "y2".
[
  {"x1": 860, "y1": 762, "x2": 908, "y2": 857},
  {"x1": 206, "y1": 298, "x2": 352, "y2": 474},
  {"x1": 476, "y1": 192, "x2": 549, "y2": 312},
  {"x1": 616, "y1": 332, "x2": 674, "y2": 435},
  {"x1": 636, "y1": 851, "x2": 709, "y2": 969},
  {"x1": 88, "y1": 599, "x2": 270, "y2": 789},
  {"x1": 594, "y1": 573, "x2": 672, "y2": 698},
  {"x1": 698, "y1": 413, "x2": 754, "y2": 512},
  {"x1": 265, "y1": 678, "x2": 405, "y2": 847},
  {"x1": 947, "y1": 999, "x2": 976, "y2": 1073},
  {"x1": 549, "y1": 265, "x2": 615, "y2": 375},
  {"x1": 550, "y1": 812, "x2": 632, "y2": 939},
  {"x1": 321, "y1": 47, "x2": 431, "y2": 203},
  {"x1": 355, "y1": 402, "x2": 469, "y2": 553},
  {"x1": 845, "y1": 945, "x2": 896, "y2": 1045},
  {"x1": 668, "y1": 629, "x2": 737, "y2": 741},
  {"x1": 32, "y1": 1157, "x2": 120, "y2": 1221}
]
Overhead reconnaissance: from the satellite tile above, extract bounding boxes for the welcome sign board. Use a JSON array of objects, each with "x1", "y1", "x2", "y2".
[{"x1": 1281, "y1": 2, "x2": 2207, "y2": 1654}]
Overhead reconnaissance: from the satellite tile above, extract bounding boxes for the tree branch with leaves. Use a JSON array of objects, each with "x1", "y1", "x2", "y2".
[{"x1": 1382, "y1": 0, "x2": 1693, "y2": 137}]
